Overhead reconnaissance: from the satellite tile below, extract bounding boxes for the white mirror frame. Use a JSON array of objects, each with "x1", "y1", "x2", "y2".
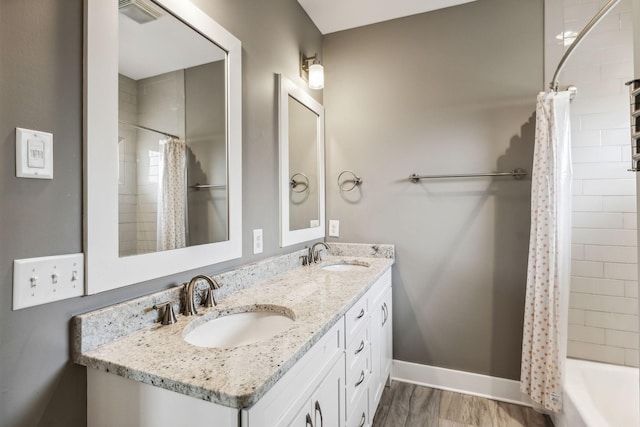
[
  {"x1": 84, "y1": 0, "x2": 242, "y2": 294},
  {"x1": 278, "y1": 74, "x2": 325, "y2": 247}
]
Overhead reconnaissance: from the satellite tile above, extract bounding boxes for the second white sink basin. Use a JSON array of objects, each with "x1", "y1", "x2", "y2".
[
  {"x1": 321, "y1": 261, "x2": 370, "y2": 272},
  {"x1": 184, "y1": 309, "x2": 294, "y2": 349}
]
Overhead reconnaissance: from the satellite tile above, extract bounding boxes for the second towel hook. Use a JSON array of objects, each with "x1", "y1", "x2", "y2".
[
  {"x1": 290, "y1": 172, "x2": 309, "y2": 193},
  {"x1": 338, "y1": 170, "x2": 363, "y2": 192}
]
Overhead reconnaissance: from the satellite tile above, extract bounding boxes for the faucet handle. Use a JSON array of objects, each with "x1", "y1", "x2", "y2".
[
  {"x1": 203, "y1": 289, "x2": 216, "y2": 307},
  {"x1": 153, "y1": 301, "x2": 177, "y2": 325},
  {"x1": 300, "y1": 254, "x2": 310, "y2": 266}
]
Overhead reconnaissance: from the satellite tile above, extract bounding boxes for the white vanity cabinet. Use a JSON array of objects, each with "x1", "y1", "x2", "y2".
[{"x1": 85, "y1": 267, "x2": 393, "y2": 427}]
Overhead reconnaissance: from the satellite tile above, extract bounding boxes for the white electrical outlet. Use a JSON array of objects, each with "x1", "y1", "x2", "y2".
[
  {"x1": 253, "y1": 229, "x2": 263, "y2": 254},
  {"x1": 329, "y1": 220, "x2": 340, "y2": 237},
  {"x1": 13, "y1": 253, "x2": 84, "y2": 310}
]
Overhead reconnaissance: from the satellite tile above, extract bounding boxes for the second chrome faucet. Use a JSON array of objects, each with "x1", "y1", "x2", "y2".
[
  {"x1": 303, "y1": 241, "x2": 330, "y2": 265},
  {"x1": 183, "y1": 274, "x2": 221, "y2": 316}
]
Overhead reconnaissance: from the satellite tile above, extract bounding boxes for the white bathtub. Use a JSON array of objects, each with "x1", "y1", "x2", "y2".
[{"x1": 556, "y1": 358, "x2": 639, "y2": 427}]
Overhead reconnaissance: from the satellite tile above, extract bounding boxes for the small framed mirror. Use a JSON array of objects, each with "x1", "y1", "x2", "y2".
[
  {"x1": 85, "y1": 0, "x2": 242, "y2": 294},
  {"x1": 278, "y1": 74, "x2": 325, "y2": 247}
]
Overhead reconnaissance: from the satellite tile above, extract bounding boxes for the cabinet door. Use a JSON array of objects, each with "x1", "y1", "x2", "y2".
[
  {"x1": 312, "y1": 355, "x2": 345, "y2": 427},
  {"x1": 288, "y1": 403, "x2": 313, "y2": 427},
  {"x1": 369, "y1": 295, "x2": 384, "y2": 411},
  {"x1": 380, "y1": 288, "x2": 393, "y2": 383}
]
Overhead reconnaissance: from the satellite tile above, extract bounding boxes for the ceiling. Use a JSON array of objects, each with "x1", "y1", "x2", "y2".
[{"x1": 297, "y1": 0, "x2": 477, "y2": 34}]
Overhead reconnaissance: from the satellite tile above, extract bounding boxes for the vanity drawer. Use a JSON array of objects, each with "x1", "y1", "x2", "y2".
[
  {"x1": 347, "y1": 387, "x2": 369, "y2": 427},
  {"x1": 346, "y1": 323, "x2": 369, "y2": 374},
  {"x1": 345, "y1": 345, "x2": 369, "y2": 420},
  {"x1": 345, "y1": 297, "x2": 368, "y2": 348}
]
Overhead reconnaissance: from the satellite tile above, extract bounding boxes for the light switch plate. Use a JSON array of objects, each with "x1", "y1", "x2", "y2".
[
  {"x1": 16, "y1": 127, "x2": 53, "y2": 179},
  {"x1": 13, "y1": 253, "x2": 84, "y2": 310}
]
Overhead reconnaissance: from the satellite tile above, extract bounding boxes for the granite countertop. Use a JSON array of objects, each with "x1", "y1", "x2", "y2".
[{"x1": 75, "y1": 255, "x2": 393, "y2": 409}]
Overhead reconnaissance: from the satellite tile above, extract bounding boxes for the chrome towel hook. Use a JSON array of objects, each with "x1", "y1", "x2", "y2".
[
  {"x1": 290, "y1": 172, "x2": 309, "y2": 193},
  {"x1": 338, "y1": 170, "x2": 363, "y2": 192}
]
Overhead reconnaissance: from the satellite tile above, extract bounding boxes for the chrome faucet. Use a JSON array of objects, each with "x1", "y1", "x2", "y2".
[
  {"x1": 310, "y1": 242, "x2": 330, "y2": 263},
  {"x1": 183, "y1": 274, "x2": 220, "y2": 316}
]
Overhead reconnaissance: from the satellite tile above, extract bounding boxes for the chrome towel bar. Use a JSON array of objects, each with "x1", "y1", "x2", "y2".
[
  {"x1": 409, "y1": 168, "x2": 527, "y2": 183},
  {"x1": 189, "y1": 183, "x2": 226, "y2": 191}
]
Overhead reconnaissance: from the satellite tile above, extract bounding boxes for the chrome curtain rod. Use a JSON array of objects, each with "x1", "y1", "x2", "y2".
[
  {"x1": 118, "y1": 121, "x2": 180, "y2": 140},
  {"x1": 550, "y1": 0, "x2": 621, "y2": 91},
  {"x1": 409, "y1": 168, "x2": 527, "y2": 183}
]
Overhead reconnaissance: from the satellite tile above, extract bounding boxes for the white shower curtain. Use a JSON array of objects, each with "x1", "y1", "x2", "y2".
[
  {"x1": 157, "y1": 137, "x2": 187, "y2": 251},
  {"x1": 520, "y1": 91, "x2": 572, "y2": 412}
]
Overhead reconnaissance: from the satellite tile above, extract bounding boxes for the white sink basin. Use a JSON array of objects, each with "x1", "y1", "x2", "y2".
[
  {"x1": 321, "y1": 261, "x2": 370, "y2": 272},
  {"x1": 184, "y1": 309, "x2": 294, "y2": 349}
]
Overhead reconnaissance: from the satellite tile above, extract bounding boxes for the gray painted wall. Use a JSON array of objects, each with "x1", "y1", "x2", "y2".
[
  {"x1": 324, "y1": 0, "x2": 543, "y2": 379},
  {"x1": 0, "y1": 0, "x2": 321, "y2": 426}
]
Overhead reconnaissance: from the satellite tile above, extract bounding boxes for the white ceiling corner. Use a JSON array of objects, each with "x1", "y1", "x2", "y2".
[{"x1": 297, "y1": 0, "x2": 477, "y2": 34}]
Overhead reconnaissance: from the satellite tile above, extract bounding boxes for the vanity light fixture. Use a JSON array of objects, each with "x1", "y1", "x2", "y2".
[{"x1": 300, "y1": 53, "x2": 324, "y2": 90}]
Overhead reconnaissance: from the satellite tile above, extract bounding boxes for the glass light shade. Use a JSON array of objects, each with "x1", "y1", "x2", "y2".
[{"x1": 308, "y1": 63, "x2": 324, "y2": 90}]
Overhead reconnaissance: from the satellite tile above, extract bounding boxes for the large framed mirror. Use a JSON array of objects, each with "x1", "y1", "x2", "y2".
[
  {"x1": 84, "y1": 0, "x2": 242, "y2": 294},
  {"x1": 278, "y1": 74, "x2": 325, "y2": 247}
]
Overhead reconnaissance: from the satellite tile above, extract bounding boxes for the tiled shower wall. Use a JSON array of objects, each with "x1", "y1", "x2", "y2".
[{"x1": 561, "y1": 0, "x2": 638, "y2": 366}]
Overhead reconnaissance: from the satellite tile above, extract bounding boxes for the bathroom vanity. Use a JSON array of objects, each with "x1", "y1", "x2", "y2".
[{"x1": 74, "y1": 244, "x2": 394, "y2": 427}]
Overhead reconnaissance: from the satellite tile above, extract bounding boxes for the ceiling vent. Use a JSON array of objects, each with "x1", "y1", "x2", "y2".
[{"x1": 119, "y1": 0, "x2": 165, "y2": 24}]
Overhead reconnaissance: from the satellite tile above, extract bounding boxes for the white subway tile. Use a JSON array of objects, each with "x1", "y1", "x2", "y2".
[
  {"x1": 584, "y1": 311, "x2": 639, "y2": 332},
  {"x1": 605, "y1": 262, "x2": 638, "y2": 281},
  {"x1": 571, "y1": 129, "x2": 601, "y2": 147},
  {"x1": 581, "y1": 112, "x2": 629, "y2": 131},
  {"x1": 563, "y1": 3, "x2": 598, "y2": 22},
  {"x1": 584, "y1": 245, "x2": 637, "y2": 263},
  {"x1": 572, "y1": 180, "x2": 583, "y2": 195},
  {"x1": 590, "y1": 13, "x2": 622, "y2": 34},
  {"x1": 572, "y1": 244, "x2": 585, "y2": 260},
  {"x1": 572, "y1": 78, "x2": 623, "y2": 99},
  {"x1": 621, "y1": 12, "x2": 634, "y2": 30},
  {"x1": 603, "y1": 196, "x2": 637, "y2": 212},
  {"x1": 569, "y1": 324, "x2": 606, "y2": 344},
  {"x1": 571, "y1": 276, "x2": 625, "y2": 296},
  {"x1": 606, "y1": 329, "x2": 639, "y2": 349},
  {"x1": 572, "y1": 260, "x2": 604, "y2": 277},
  {"x1": 569, "y1": 308, "x2": 586, "y2": 325},
  {"x1": 570, "y1": 292, "x2": 638, "y2": 314},
  {"x1": 625, "y1": 349, "x2": 639, "y2": 367},
  {"x1": 594, "y1": 44, "x2": 635, "y2": 66},
  {"x1": 573, "y1": 195, "x2": 603, "y2": 212},
  {"x1": 625, "y1": 281, "x2": 638, "y2": 298},
  {"x1": 567, "y1": 340, "x2": 625, "y2": 364},
  {"x1": 570, "y1": 94, "x2": 627, "y2": 116},
  {"x1": 572, "y1": 228, "x2": 636, "y2": 246},
  {"x1": 572, "y1": 146, "x2": 622, "y2": 163},
  {"x1": 602, "y1": 129, "x2": 633, "y2": 146},
  {"x1": 623, "y1": 213, "x2": 637, "y2": 229},
  {"x1": 573, "y1": 162, "x2": 635, "y2": 180},
  {"x1": 572, "y1": 212, "x2": 624, "y2": 229},
  {"x1": 581, "y1": 28, "x2": 632, "y2": 50}
]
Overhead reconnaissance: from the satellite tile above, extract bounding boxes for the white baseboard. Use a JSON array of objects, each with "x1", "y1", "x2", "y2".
[{"x1": 392, "y1": 360, "x2": 537, "y2": 407}]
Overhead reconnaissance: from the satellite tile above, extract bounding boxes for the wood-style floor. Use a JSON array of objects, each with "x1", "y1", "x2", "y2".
[{"x1": 372, "y1": 381, "x2": 554, "y2": 427}]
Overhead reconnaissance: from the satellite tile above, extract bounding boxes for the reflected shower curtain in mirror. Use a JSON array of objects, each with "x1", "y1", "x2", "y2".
[
  {"x1": 157, "y1": 137, "x2": 187, "y2": 251},
  {"x1": 520, "y1": 91, "x2": 572, "y2": 412}
]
